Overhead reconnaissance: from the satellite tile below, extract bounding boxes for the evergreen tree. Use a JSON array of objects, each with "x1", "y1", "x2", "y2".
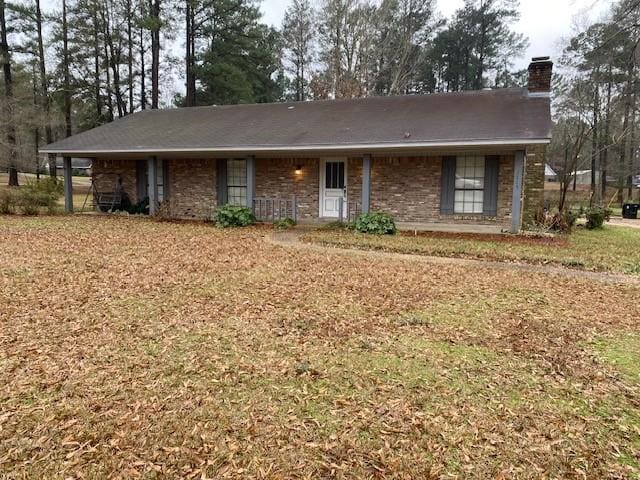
[{"x1": 281, "y1": 0, "x2": 314, "y2": 101}]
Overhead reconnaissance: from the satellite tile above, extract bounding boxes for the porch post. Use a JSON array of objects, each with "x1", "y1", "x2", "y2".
[
  {"x1": 63, "y1": 156, "x2": 73, "y2": 213},
  {"x1": 148, "y1": 156, "x2": 157, "y2": 215},
  {"x1": 511, "y1": 150, "x2": 525, "y2": 233},
  {"x1": 246, "y1": 155, "x2": 255, "y2": 210},
  {"x1": 362, "y1": 154, "x2": 371, "y2": 214}
]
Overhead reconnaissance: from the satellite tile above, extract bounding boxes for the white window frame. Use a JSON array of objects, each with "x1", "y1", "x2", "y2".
[
  {"x1": 226, "y1": 159, "x2": 247, "y2": 206},
  {"x1": 454, "y1": 156, "x2": 485, "y2": 214}
]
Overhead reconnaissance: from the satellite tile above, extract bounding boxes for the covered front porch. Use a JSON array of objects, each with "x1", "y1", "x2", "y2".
[{"x1": 58, "y1": 150, "x2": 529, "y2": 233}]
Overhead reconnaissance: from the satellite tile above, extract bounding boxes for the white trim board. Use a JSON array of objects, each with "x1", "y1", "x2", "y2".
[{"x1": 40, "y1": 138, "x2": 551, "y2": 155}]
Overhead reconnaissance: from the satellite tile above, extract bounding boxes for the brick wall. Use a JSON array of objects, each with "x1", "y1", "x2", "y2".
[
  {"x1": 166, "y1": 159, "x2": 216, "y2": 219},
  {"x1": 522, "y1": 145, "x2": 546, "y2": 226},
  {"x1": 369, "y1": 155, "x2": 514, "y2": 228},
  {"x1": 255, "y1": 158, "x2": 319, "y2": 219},
  {"x1": 92, "y1": 159, "x2": 139, "y2": 203},
  {"x1": 370, "y1": 156, "x2": 441, "y2": 222},
  {"x1": 93, "y1": 151, "x2": 539, "y2": 229}
]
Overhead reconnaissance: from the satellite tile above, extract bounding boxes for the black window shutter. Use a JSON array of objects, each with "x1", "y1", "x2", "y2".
[
  {"x1": 440, "y1": 156, "x2": 456, "y2": 214},
  {"x1": 163, "y1": 160, "x2": 170, "y2": 200},
  {"x1": 483, "y1": 155, "x2": 499, "y2": 216},
  {"x1": 216, "y1": 159, "x2": 227, "y2": 205},
  {"x1": 136, "y1": 160, "x2": 147, "y2": 200}
]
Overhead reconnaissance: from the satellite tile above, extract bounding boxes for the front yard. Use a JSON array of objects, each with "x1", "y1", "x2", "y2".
[
  {"x1": 1, "y1": 216, "x2": 639, "y2": 478},
  {"x1": 303, "y1": 225, "x2": 640, "y2": 275}
]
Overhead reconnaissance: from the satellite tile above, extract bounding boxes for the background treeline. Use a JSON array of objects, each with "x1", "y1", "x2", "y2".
[
  {"x1": 549, "y1": 0, "x2": 640, "y2": 206},
  {"x1": 1, "y1": 0, "x2": 639, "y2": 206},
  {"x1": 0, "y1": 0, "x2": 528, "y2": 182}
]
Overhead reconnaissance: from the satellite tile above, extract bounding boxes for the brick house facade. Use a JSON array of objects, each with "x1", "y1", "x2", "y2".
[
  {"x1": 44, "y1": 58, "x2": 553, "y2": 233},
  {"x1": 91, "y1": 144, "x2": 545, "y2": 231}
]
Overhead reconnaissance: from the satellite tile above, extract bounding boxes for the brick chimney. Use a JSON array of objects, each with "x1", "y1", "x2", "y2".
[{"x1": 527, "y1": 56, "x2": 553, "y2": 95}]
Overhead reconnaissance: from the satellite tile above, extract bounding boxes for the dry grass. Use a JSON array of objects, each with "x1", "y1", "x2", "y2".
[
  {"x1": 303, "y1": 226, "x2": 640, "y2": 275},
  {"x1": 1, "y1": 216, "x2": 639, "y2": 479}
]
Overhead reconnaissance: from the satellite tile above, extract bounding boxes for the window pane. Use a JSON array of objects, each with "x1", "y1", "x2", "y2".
[
  {"x1": 227, "y1": 159, "x2": 247, "y2": 206},
  {"x1": 325, "y1": 162, "x2": 345, "y2": 189},
  {"x1": 453, "y1": 155, "x2": 486, "y2": 214},
  {"x1": 156, "y1": 161, "x2": 164, "y2": 202}
]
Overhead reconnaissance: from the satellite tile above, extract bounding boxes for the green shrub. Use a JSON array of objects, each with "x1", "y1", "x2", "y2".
[
  {"x1": 0, "y1": 189, "x2": 18, "y2": 214},
  {"x1": 214, "y1": 204, "x2": 255, "y2": 227},
  {"x1": 585, "y1": 206, "x2": 611, "y2": 230},
  {"x1": 18, "y1": 178, "x2": 63, "y2": 215},
  {"x1": 274, "y1": 217, "x2": 296, "y2": 230},
  {"x1": 354, "y1": 211, "x2": 397, "y2": 235},
  {"x1": 124, "y1": 195, "x2": 148, "y2": 214}
]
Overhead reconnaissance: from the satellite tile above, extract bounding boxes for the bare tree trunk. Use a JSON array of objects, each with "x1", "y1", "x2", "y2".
[
  {"x1": 628, "y1": 92, "x2": 637, "y2": 199},
  {"x1": 92, "y1": 3, "x2": 102, "y2": 123},
  {"x1": 600, "y1": 68, "x2": 612, "y2": 201},
  {"x1": 104, "y1": 0, "x2": 125, "y2": 117},
  {"x1": 102, "y1": 9, "x2": 114, "y2": 121},
  {"x1": 35, "y1": 0, "x2": 55, "y2": 178},
  {"x1": 62, "y1": 0, "x2": 72, "y2": 137},
  {"x1": 185, "y1": 0, "x2": 195, "y2": 106},
  {"x1": 1, "y1": 0, "x2": 18, "y2": 186},
  {"x1": 139, "y1": 0, "x2": 146, "y2": 109},
  {"x1": 149, "y1": 0, "x2": 160, "y2": 109},
  {"x1": 590, "y1": 78, "x2": 599, "y2": 199},
  {"x1": 127, "y1": 0, "x2": 134, "y2": 114},
  {"x1": 32, "y1": 63, "x2": 40, "y2": 180}
]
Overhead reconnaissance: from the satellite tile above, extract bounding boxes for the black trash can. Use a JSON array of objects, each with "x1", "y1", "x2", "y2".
[{"x1": 622, "y1": 203, "x2": 639, "y2": 219}]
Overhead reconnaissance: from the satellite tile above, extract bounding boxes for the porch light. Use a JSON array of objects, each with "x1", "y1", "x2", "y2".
[{"x1": 295, "y1": 165, "x2": 303, "y2": 175}]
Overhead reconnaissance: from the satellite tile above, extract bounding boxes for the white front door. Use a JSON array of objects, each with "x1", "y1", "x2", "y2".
[{"x1": 321, "y1": 159, "x2": 347, "y2": 218}]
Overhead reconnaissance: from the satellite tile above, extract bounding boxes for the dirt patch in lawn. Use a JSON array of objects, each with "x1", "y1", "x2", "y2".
[{"x1": 1, "y1": 215, "x2": 639, "y2": 479}]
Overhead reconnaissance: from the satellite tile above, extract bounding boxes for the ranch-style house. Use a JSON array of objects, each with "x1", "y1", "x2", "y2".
[{"x1": 41, "y1": 57, "x2": 553, "y2": 233}]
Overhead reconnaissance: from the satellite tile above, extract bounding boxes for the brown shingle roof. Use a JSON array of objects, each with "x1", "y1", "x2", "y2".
[{"x1": 41, "y1": 88, "x2": 551, "y2": 155}]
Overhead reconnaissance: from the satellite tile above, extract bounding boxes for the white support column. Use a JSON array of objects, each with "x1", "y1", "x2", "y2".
[
  {"x1": 246, "y1": 156, "x2": 256, "y2": 210},
  {"x1": 63, "y1": 156, "x2": 73, "y2": 213},
  {"x1": 362, "y1": 154, "x2": 371, "y2": 214},
  {"x1": 511, "y1": 150, "x2": 525, "y2": 233},
  {"x1": 148, "y1": 156, "x2": 158, "y2": 215}
]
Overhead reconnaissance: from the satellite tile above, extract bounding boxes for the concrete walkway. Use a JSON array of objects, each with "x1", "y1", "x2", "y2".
[
  {"x1": 267, "y1": 229, "x2": 640, "y2": 285},
  {"x1": 608, "y1": 218, "x2": 640, "y2": 229}
]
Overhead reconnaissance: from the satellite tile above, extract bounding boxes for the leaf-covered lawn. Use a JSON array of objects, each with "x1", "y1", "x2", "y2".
[
  {"x1": 1, "y1": 215, "x2": 639, "y2": 478},
  {"x1": 303, "y1": 225, "x2": 640, "y2": 274}
]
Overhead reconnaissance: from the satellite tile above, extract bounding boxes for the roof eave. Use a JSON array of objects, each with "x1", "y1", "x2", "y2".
[{"x1": 40, "y1": 138, "x2": 551, "y2": 156}]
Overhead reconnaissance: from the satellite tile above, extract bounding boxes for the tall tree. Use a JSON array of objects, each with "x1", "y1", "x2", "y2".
[
  {"x1": 62, "y1": 0, "x2": 72, "y2": 136},
  {"x1": 35, "y1": 0, "x2": 55, "y2": 174},
  {"x1": 429, "y1": 0, "x2": 527, "y2": 92},
  {"x1": 148, "y1": 0, "x2": 160, "y2": 108},
  {"x1": 1, "y1": 0, "x2": 19, "y2": 186},
  {"x1": 281, "y1": 0, "x2": 314, "y2": 101}
]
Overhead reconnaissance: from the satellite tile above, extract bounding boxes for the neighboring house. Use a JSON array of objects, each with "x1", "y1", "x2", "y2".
[
  {"x1": 55, "y1": 157, "x2": 92, "y2": 176},
  {"x1": 41, "y1": 57, "x2": 552, "y2": 233},
  {"x1": 41, "y1": 157, "x2": 92, "y2": 176},
  {"x1": 545, "y1": 164, "x2": 557, "y2": 182},
  {"x1": 574, "y1": 170, "x2": 601, "y2": 186}
]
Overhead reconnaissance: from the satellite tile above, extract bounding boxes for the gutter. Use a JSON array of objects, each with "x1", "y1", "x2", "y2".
[{"x1": 40, "y1": 138, "x2": 551, "y2": 156}]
